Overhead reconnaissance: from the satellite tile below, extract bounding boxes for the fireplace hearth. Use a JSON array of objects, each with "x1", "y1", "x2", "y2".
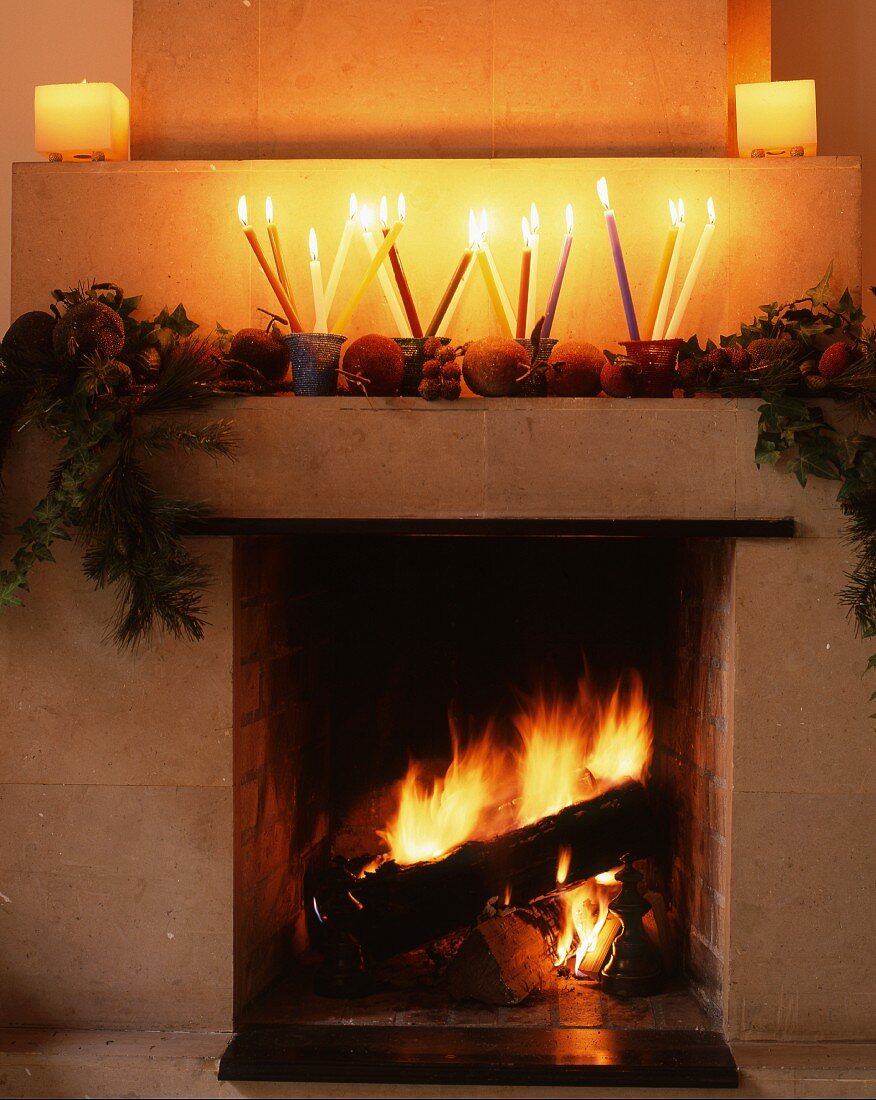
[{"x1": 222, "y1": 526, "x2": 743, "y2": 1086}]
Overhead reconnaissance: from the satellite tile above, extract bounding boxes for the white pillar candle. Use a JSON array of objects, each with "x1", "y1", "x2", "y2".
[{"x1": 34, "y1": 80, "x2": 129, "y2": 161}]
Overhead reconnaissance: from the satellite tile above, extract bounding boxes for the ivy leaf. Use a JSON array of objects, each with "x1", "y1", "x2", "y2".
[
  {"x1": 807, "y1": 262, "x2": 834, "y2": 308},
  {"x1": 788, "y1": 438, "x2": 842, "y2": 486},
  {"x1": 754, "y1": 436, "x2": 783, "y2": 467}
]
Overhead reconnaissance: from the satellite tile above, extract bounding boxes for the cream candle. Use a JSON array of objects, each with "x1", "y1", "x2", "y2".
[
  {"x1": 324, "y1": 193, "x2": 358, "y2": 316},
  {"x1": 664, "y1": 198, "x2": 717, "y2": 340},
  {"x1": 34, "y1": 80, "x2": 129, "y2": 161},
  {"x1": 643, "y1": 200, "x2": 679, "y2": 340},
  {"x1": 597, "y1": 177, "x2": 639, "y2": 341},
  {"x1": 526, "y1": 203, "x2": 540, "y2": 333},
  {"x1": 309, "y1": 228, "x2": 328, "y2": 333},
  {"x1": 361, "y1": 203, "x2": 412, "y2": 337},
  {"x1": 516, "y1": 217, "x2": 533, "y2": 339},
  {"x1": 651, "y1": 200, "x2": 686, "y2": 340},
  {"x1": 478, "y1": 209, "x2": 516, "y2": 336}
]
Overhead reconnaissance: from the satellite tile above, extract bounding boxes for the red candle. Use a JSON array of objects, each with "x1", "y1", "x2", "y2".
[
  {"x1": 381, "y1": 194, "x2": 423, "y2": 338},
  {"x1": 516, "y1": 216, "x2": 532, "y2": 339}
]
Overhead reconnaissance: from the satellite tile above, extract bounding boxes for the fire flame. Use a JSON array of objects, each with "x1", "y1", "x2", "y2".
[
  {"x1": 378, "y1": 671, "x2": 651, "y2": 866},
  {"x1": 554, "y1": 873, "x2": 618, "y2": 975}
]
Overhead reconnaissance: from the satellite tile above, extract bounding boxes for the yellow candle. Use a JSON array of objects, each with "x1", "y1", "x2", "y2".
[
  {"x1": 332, "y1": 219, "x2": 404, "y2": 335},
  {"x1": 644, "y1": 200, "x2": 680, "y2": 340},
  {"x1": 34, "y1": 80, "x2": 129, "y2": 161},
  {"x1": 237, "y1": 196, "x2": 303, "y2": 333},
  {"x1": 478, "y1": 209, "x2": 516, "y2": 336},
  {"x1": 360, "y1": 203, "x2": 411, "y2": 336},
  {"x1": 309, "y1": 228, "x2": 328, "y2": 333},
  {"x1": 664, "y1": 198, "x2": 717, "y2": 340},
  {"x1": 325, "y1": 193, "x2": 358, "y2": 316},
  {"x1": 652, "y1": 200, "x2": 686, "y2": 340},
  {"x1": 265, "y1": 196, "x2": 297, "y2": 312},
  {"x1": 477, "y1": 245, "x2": 514, "y2": 338}
]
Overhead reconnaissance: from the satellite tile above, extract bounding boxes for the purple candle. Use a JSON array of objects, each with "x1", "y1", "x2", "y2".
[
  {"x1": 541, "y1": 204, "x2": 574, "y2": 340},
  {"x1": 597, "y1": 177, "x2": 640, "y2": 341}
]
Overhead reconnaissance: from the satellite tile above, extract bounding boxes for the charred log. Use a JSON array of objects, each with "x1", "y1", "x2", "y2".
[{"x1": 329, "y1": 779, "x2": 655, "y2": 960}]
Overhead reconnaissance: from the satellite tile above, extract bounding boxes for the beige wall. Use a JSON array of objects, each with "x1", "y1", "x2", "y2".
[
  {"x1": 773, "y1": 0, "x2": 876, "y2": 290},
  {"x1": 1, "y1": 2, "x2": 874, "y2": 332},
  {"x1": 0, "y1": 1, "x2": 132, "y2": 334}
]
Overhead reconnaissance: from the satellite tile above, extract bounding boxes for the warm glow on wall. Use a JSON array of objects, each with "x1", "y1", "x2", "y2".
[
  {"x1": 34, "y1": 81, "x2": 130, "y2": 162},
  {"x1": 735, "y1": 79, "x2": 817, "y2": 158}
]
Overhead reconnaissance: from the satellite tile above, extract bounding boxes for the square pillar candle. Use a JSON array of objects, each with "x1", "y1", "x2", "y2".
[
  {"x1": 735, "y1": 79, "x2": 817, "y2": 158},
  {"x1": 34, "y1": 81, "x2": 130, "y2": 161}
]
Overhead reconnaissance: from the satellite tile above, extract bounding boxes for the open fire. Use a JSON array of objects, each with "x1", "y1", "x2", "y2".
[{"x1": 378, "y1": 669, "x2": 652, "y2": 867}]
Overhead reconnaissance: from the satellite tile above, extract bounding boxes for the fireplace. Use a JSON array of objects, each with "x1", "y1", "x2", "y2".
[{"x1": 220, "y1": 525, "x2": 742, "y2": 1085}]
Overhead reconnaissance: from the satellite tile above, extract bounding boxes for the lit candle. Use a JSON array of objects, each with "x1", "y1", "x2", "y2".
[
  {"x1": 664, "y1": 198, "x2": 717, "y2": 340},
  {"x1": 526, "y1": 203, "x2": 539, "y2": 333},
  {"x1": 360, "y1": 203, "x2": 412, "y2": 337},
  {"x1": 516, "y1": 217, "x2": 532, "y2": 339},
  {"x1": 324, "y1": 193, "x2": 358, "y2": 316},
  {"x1": 34, "y1": 79, "x2": 129, "y2": 161},
  {"x1": 309, "y1": 228, "x2": 328, "y2": 333},
  {"x1": 381, "y1": 194, "x2": 423, "y2": 338},
  {"x1": 237, "y1": 195, "x2": 302, "y2": 333},
  {"x1": 644, "y1": 200, "x2": 680, "y2": 340},
  {"x1": 265, "y1": 196, "x2": 297, "y2": 312},
  {"x1": 427, "y1": 210, "x2": 477, "y2": 338},
  {"x1": 597, "y1": 177, "x2": 639, "y2": 341},
  {"x1": 651, "y1": 199, "x2": 686, "y2": 341},
  {"x1": 478, "y1": 209, "x2": 516, "y2": 337},
  {"x1": 541, "y1": 204, "x2": 574, "y2": 341},
  {"x1": 332, "y1": 217, "x2": 404, "y2": 335}
]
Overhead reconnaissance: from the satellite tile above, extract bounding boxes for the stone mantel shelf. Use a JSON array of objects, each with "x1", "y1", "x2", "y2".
[{"x1": 1, "y1": 396, "x2": 848, "y2": 537}]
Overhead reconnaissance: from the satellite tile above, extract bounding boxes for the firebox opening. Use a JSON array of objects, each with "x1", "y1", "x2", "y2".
[{"x1": 230, "y1": 532, "x2": 734, "y2": 1084}]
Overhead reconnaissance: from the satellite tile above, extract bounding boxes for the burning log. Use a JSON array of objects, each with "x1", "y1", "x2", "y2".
[
  {"x1": 444, "y1": 897, "x2": 564, "y2": 1005},
  {"x1": 338, "y1": 779, "x2": 656, "y2": 960}
]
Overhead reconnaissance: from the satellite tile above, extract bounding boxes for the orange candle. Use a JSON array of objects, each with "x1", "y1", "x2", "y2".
[
  {"x1": 426, "y1": 210, "x2": 477, "y2": 338},
  {"x1": 516, "y1": 216, "x2": 532, "y2": 339},
  {"x1": 381, "y1": 194, "x2": 423, "y2": 338},
  {"x1": 237, "y1": 196, "x2": 302, "y2": 332}
]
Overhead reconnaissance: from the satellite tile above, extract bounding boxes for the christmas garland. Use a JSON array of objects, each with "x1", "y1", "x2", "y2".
[
  {"x1": 0, "y1": 283, "x2": 236, "y2": 648},
  {"x1": 677, "y1": 265, "x2": 876, "y2": 707}
]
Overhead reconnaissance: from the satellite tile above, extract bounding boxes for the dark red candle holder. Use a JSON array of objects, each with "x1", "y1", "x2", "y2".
[{"x1": 620, "y1": 339, "x2": 683, "y2": 398}]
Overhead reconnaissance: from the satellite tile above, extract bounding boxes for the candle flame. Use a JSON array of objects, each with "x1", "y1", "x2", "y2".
[
  {"x1": 522, "y1": 216, "x2": 531, "y2": 246},
  {"x1": 479, "y1": 208, "x2": 489, "y2": 241},
  {"x1": 677, "y1": 198, "x2": 686, "y2": 224},
  {"x1": 530, "y1": 202, "x2": 540, "y2": 234},
  {"x1": 265, "y1": 196, "x2": 275, "y2": 224},
  {"x1": 379, "y1": 195, "x2": 388, "y2": 228},
  {"x1": 359, "y1": 204, "x2": 373, "y2": 232},
  {"x1": 596, "y1": 176, "x2": 610, "y2": 210},
  {"x1": 309, "y1": 227, "x2": 318, "y2": 262},
  {"x1": 398, "y1": 192, "x2": 406, "y2": 223},
  {"x1": 237, "y1": 195, "x2": 249, "y2": 227},
  {"x1": 349, "y1": 193, "x2": 358, "y2": 219},
  {"x1": 566, "y1": 203, "x2": 574, "y2": 235},
  {"x1": 707, "y1": 196, "x2": 716, "y2": 224},
  {"x1": 81, "y1": 77, "x2": 87, "y2": 84},
  {"x1": 468, "y1": 209, "x2": 478, "y2": 249},
  {"x1": 669, "y1": 199, "x2": 678, "y2": 227}
]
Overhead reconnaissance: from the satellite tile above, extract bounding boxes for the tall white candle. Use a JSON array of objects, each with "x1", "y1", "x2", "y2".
[
  {"x1": 651, "y1": 199, "x2": 686, "y2": 340},
  {"x1": 526, "y1": 202, "x2": 540, "y2": 333},
  {"x1": 324, "y1": 193, "x2": 358, "y2": 316},
  {"x1": 664, "y1": 198, "x2": 717, "y2": 340},
  {"x1": 309, "y1": 228, "x2": 328, "y2": 333},
  {"x1": 361, "y1": 203, "x2": 412, "y2": 337},
  {"x1": 479, "y1": 208, "x2": 517, "y2": 335}
]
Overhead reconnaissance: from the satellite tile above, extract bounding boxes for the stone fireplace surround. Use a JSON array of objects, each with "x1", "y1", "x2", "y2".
[{"x1": 2, "y1": 396, "x2": 875, "y2": 1080}]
